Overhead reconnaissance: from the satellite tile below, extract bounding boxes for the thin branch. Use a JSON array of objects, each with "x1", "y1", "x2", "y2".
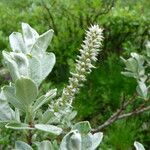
[
  {"x1": 118, "y1": 105, "x2": 150, "y2": 119},
  {"x1": 92, "y1": 95, "x2": 150, "y2": 133},
  {"x1": 92, "y1": 0, "x2": 115, "y2": 23},
  {"x1": 26, "y1": 122, "x2": 34, "y2": 146},
  {"x1": 40, "y1": 0, "x2": 58, "y2": 35}
]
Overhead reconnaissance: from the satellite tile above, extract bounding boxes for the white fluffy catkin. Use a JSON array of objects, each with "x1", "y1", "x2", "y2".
[{"x1": 51, "y1": 25, "x2": 103, "y2": 112}]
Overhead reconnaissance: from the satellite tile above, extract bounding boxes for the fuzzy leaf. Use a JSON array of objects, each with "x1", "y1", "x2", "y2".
[
  {"x1": 0, "y1": 89, "x2": 15, "y2": 122},
  {"x1": 28, "y1": 53, "x2": 55, "y2": 86},
  {"x1": 2, "y1": 51, "x2": 29, "y2": 81},
  {"x1": 33, "y1": 89, "x2": 57, "y2": 111},
  {"x1": 134, "y1": 141, "x2": 145, "y2": 150},
  {"x1": 15, "y1": 77, "x2": 38, "y2": 107},
  {"x1": 125, "y1": 58, "x2": 138, "y2": 72},
  {"x1": 15, "y1": 141, "x2": 33, "y2": 150},
  {"x1": 136, "y1": 81, "x2": 148, "y2": 100},
  {"x1": 3, "y1": 85, "x2": 25, "y2": 111},
  {"x1": 121, "y1": 71, "x2": 136, "y2": 78},
  {"x1": 146, "y1": 41, "x2": 150, "y2": 57},
  {"x1": 31, "y1": 29, "x2": 53, "y2": 56},
  {"x1": 40, "y1": 53, "x2": 55, "y2": 82},
  {"x1": 35, "y1": 124, "x2": 62, "y2": 135},
  {"x1": 41, "y1": 110, "x2": 56, "y2": 124},
  {"x1": 5, "y1": 122, "x2": 34, "y2": 130},
  {"x1": 22, "y1": 22, "x2": 39, "y2": 52},
  {"x1": 36, "y1": 140, "x2": 53, "y2": 150},
  {"x1": 81, "y1": 132, "x2": 103, "y2": 150},
  {"x1": 9, "y1": 32, "x2": 27, "y2": 53},
  {"x1": 28, "y1": 56, "x2": 41, "y2": 86},
  {"x1": 72, "y1": 121, "x2": 91, "y2": 134},
  {"x1": 131, "y1": 53, "x2": 145, "y2": 65},
  {"x1": 60, "y1": 130, "x2": 82, "y2": 150},
  {"x1": 90, "y1": 132, "x2": 103, "y2": 150},
  {"x1": 3, "y1": 51, "x2": 20, "y2": 80}
]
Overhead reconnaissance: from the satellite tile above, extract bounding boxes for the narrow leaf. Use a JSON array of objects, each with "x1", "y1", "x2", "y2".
[
  {"x1": 35, "y1": 124, "x2": 62, "y2": 136},
  {"x1": 33, "y1": 89, "x2": 57, "y2": 111},
  {"x1": 5, "y1": 122, "x2": 34, "y2": 130}
]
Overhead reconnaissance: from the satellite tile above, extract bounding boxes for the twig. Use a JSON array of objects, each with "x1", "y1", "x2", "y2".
[
  {"x1": 26, "y1": 122, "x2": 33, "y2": 146},
  {"x1": 92, "y1": 0, "x2": 115, "y2": 22},
  {"x1": 118, "y1": 105, "x2": 150, "y2": 119},
  {"x1": 92, "y1": 95, "x2": 150, "y2": 133},
  {"x1": 40, "y1": 0, "x2": 58, "y2": 35},
  {"x1": 27, "y1": 129, "x2": 32, "y2": 146}
]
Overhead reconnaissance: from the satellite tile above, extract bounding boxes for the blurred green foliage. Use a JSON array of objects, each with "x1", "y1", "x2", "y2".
[{"x1": 0, "y1": 0, "x2": 149, "y2": 149}]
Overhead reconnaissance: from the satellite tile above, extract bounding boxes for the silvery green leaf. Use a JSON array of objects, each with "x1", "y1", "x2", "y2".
[
  {"x1": 15, "y1": 77, "x2": 38, "y2": 107},
  {"x1": 5, "y1": 122, "x2": 34, "y2": 130},
  {"x1": 0, "y1": 89, "x2": 15, "y2": 122},
  {"x1": 89, "y1": 132, "x2": 103, "y2": 150},
  {"x1": 72, "y1": 121, "x2": 91, "y2": 134},
  {"x1": 120, "y1": 56, "x2": 126, "y2": 63},
  {"x1": 3, "y1": 85, "x2": 25, "y2": 111},
  {"x1": 33, "y1": 89, "x2": 57, "y2": 111},
  {"x1": 60, "y1": 130, "x2": 82, "y2": 150},
  {"x1": 36, "y1": 140, "x2": 53, "y2": 150},
  {"x1": 40, "y1": 53, "x2": 55, "y2": 82},
  {"x1": 41, "y1": 109, "x2": 57, "y2": 124},
  {"x1": 81, "y1": 134, "x2": 92, "y2": 150},
  {"x1": 15, "y1": 141, "x2": 33, "y2": 150},
  {"x1": 2, "y1": 51, "x2": 29, "y2": 81},
  {"x1": 28, "y1": 56, "x2": 41, "y2": 86},
  {"x1": 35, "y1": 124, "x2": 62, "y2": 136},
  {"x1": 125, "y1": 58, "x2": 138, "y2": 73},
  {"x1": 22, "y1": 22, "x2": 39, "y2": 52},
  {"x1": 31, "y1": 29, "x2": 54, "y2": 56},
  {"x1": 3, "y1": 51, "x2": 20, "y2": 80},
  {"x1": 139, "y1": 75, "x2": 147, "y2": 83},
  {"x1": 11, "y1": 52, "x2": 29, "y2": 76},
  {"x1": 138, "y1": 68, "x2": 145, "y2": 78},
  {"x1": 69, "y1": 131, "x2": 82, "y2": 150},
  {"x1": 28, "y1": 53, "x2": 55, "y2": 86},
  {"x1": 9, "y1": 32, "x2": 27, "y2": 53},
  {"x1": 136, "y1": 81, "x2": 148, "y2": 100},
  {"x1": 121, "y1": 71, "x2": 135, "y2": 78},
  {"x1": 45, "y1": 88, "x2": 57, "y2": 98},
  {"x1": 134, "y1": 141, "x2": 145, "y2": 150},
  {"x1": 81, "y1": 132, "x2": 103, "y2": 150},
  {"x1": 62, "y1": 111, "x2": 77, "y2": 127},
  {"x1": 146, "y1": 41, "x2": 150, "y2": 57},
  {"x1": 33, "y1": 95, "x2": 48, "y2": 112},
  {"x1": 131, "y1": 53, "x2": 145, "y2": 65},
  {"x1": 68, "y1": 111, "x2": 77, "y2": 121},
  {"x1": 15, "y1": 108, "x2": 20, "y2": 122}
]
